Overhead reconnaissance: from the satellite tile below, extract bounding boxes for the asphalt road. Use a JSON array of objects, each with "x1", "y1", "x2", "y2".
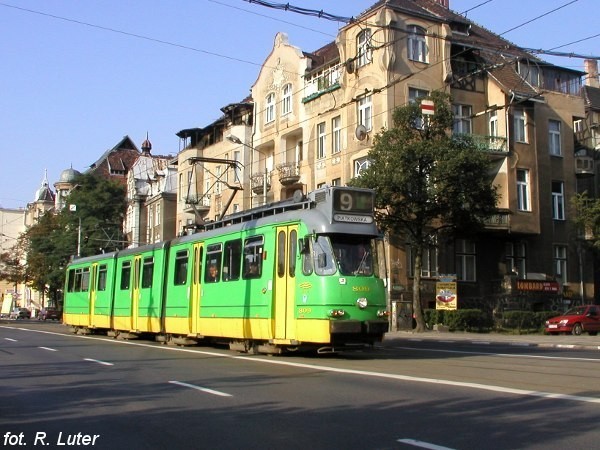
[{"x1": 1, "y1": 321, "x2": 599, "y2": 450}]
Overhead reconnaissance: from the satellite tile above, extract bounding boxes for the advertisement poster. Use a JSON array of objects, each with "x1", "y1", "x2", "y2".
[{"x1": 436, "y1": 281, "x2": 457, "y2": 310}]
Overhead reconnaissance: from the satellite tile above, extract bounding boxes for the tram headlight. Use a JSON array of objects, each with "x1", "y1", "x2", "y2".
[
  {"x1": 356, "y1": 297, "x2": 368, "y2": 309},
  {"x1": 377, "y1": 310, "x2": 390, "y2": 318},
  {"x1": 328, "y1": 309, "x2": 346, "y2": 317}
]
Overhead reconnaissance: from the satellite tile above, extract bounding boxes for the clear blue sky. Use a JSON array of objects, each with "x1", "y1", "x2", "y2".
[{"x1": 1, "y1": 0, "x2": 597, "y2": 209}]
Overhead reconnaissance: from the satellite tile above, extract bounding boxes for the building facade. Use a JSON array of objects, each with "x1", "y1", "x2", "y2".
[{"x1": 175, "y1": 0, "x2": 595, "y2": 315}]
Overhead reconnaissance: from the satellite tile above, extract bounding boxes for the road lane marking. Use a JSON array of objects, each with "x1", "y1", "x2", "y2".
[
  {"x1": 169, "y1": 380, "x2": 232, "y2": 397},
  {"x1": 83, "y1": 358, "x2": 114, "y2": 366},
  {"x1": 4, "y1": 326, "x2": 600, "y2": 404},
  {"x1": 39, "y1": 346, "x2": 57, "y2": 351},
  {"x1": 390, "y1": 345, "x2": 600, "y2": 362},
  {"x1": 398, "y1": 438, "x2": 455, "y2": 450},
  {"x1": 4, "y1": 338, "x2": 17, "y2": 342}
]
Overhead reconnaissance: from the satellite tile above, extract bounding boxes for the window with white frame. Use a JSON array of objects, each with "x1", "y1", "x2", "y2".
[
  {"x1": 506, "y1": 242, "x2": 526, "y2": 277},
  {"x1": 489, "y1": 110, "x2": 498, "y2": 137},
  {"x1": 265, "y1": 92, "x2": 275, "y2": 123},
  {"x1": 357, "y1": 29, "x2": 372, "y2": 67},
  {"x1": 282, "y1": 83, "x2": 292, "y2": 116},
  {"x1": 516, "y1": 169, "x2": 530, "y2": 211},
  {"x1": 409, "y1": 87, "x2": 429, "y2": 129},
  {"x1": 554, "y1": 245, "x2": 567, "y2": 282},
  {"x1": 552, "y1": 181, "x2": 565, "y2": 220},
  {"x1": 514, "y1": 108, "x2": 527, "y2": 143},
  {"x1": 452, "y1": 104, "x2": 472, "y2": 134},
  {"x1": 409, "y1": 245, "x2": 438, "y2": 278},
  {"x1": 455, "y1": 239, "x2": 476, "y2": 281},
  {"x1": 332, "y1": 116, "x2": 341, "y2": 154},
  {"x1": 215, "y1": 166, "x2": 222, "y2": 194},
  {"x1": 317, "y1": 122, "x2": 326, "y2": 159},
  {"x1": 233, "y1": 150, "x2": 242, "y2": 182},
  {"x1": 354, "y1": 156, "x2": 370, "y2": 177},
  {"x1": 408, "y1": 25, "x2": 428, "y2": 63},
  {"x1": 549, "y1": 119, "x2": 562, "y2": 156},
  {"x1": 358, "y1": 95, "x2": 372, "y2": 131}
]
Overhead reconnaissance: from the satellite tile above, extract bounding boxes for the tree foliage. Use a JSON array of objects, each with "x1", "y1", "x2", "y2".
[
  {"x1": 572, "y1": 192, "x2": 600, "y2": 249},
  {"x1": 351, "y1": 92, "x2": 499, "y2": 331},
  {"x1": 19, "y1": 173, "x2": 127, "y2": 302}
]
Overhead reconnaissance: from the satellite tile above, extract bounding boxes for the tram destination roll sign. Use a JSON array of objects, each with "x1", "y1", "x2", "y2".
[{"x1": 332, "y1": 188, "x2": 374, "y2": 223}]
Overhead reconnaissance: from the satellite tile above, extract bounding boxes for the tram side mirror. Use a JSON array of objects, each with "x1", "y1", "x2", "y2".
[{"x1": 298, "y1": 238, "x2": 310, "y2": 254}]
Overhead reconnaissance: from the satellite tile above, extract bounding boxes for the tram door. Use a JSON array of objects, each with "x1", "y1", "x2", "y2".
[
  {"x1": 88, "y1": 263, "x2": 98, "y2": 326},
  {"x1": 190, "y1": 243, "x2": 203, "y2": 335},
  {"x1": 274, "y1": 225, "x2": 298, "y2": 341},
  {"x1": 131, "y1": 255, "x2": 141, "y2": 331}
]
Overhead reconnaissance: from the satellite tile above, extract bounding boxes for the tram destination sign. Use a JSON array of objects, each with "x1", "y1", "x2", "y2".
[
  {"x1": 332, "y1": 188, "x2": 374, "y2": 214},
  {"x1": 333, "y1": 213, "x2": 374, "y2": 223}
]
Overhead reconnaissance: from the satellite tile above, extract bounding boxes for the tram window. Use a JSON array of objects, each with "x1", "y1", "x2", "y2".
[
  {"x1": 205, "y1": 243, "x2": 222, "y2": 283},
  {"x1": 301, "y1": 236, "x2": 313, "y2": 275},
  {"x1": 289, "y1": 230, "x2": 297, "y2": 277},
  {"x1": 223, "y1": 239, "x2": 242, "y2": 281},
  {"x1": 67, "y1": 270, "x2": 75, "y2": 292},
  {"x1": 243, "y1": 236, "x2": 264, "y2": 279},
  {"x1": 97, "y1": 265, "x2": 107, "y2": 291},
  {"x1": 174, "y1": 250, "x2": 188, "y2": 286},
  {"x1": 81, "y1": 268, "x2": 90, "y2": 292},
  {"x1": 277, "y1": 231, "x2": 285, "y2": 277},
  {"x1": 120, "y1": 261, "x2": 131, "y2": 290},
  {"x1": 313, "y1": 236, "x2": 336, "y2": 276},
  {"x1": 141, "y1": 257, "x2": 154, "y2": 288}
]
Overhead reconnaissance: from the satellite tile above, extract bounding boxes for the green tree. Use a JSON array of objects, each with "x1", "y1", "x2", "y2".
[
  {"x1": 0, "y1": 239, "x2": 27, "y2": 291},
  {"x1": 351, "y1": 92, "x2": 499, "y2": 332},
  {"x1": 58, "y1": 173, "x2": 127, "y2": 257},
  {"x1": 20, "y1": 173, "x2": 127, "y2": 302},
  {"x1": 572, "y1": 192, "x2": 600, "y2": 248}
]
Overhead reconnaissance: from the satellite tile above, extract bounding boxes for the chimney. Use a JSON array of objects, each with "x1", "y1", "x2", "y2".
[
  {"x1": 584, "y1": 59, "x2": 599, "y2": 88},
  {"x1": 435, "y1": 0, "x2": 449, "y2": 7}
]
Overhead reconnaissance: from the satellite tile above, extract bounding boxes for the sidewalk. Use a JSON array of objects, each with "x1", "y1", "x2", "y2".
[{"x1": 384, "y1": 329, "x2": 600, "y2": 351}]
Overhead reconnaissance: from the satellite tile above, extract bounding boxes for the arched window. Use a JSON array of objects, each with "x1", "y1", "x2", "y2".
[
  {"x1": 356, "y1": 29, "x2": 372, "y2": 67},
  {"x1": 281, "y1": 83, "x2": 292, "y2": 115},
  {"x1": 408, "y1": 25, "x2": 428, "y2": 63},
  {"x1": 265, "y1": 92, "x2": 275, "y2": 123}
]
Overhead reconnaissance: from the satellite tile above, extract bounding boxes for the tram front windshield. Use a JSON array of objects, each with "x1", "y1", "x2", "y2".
[{"x1": 311, "y1": 235, "x2": 376, "y2": 276}]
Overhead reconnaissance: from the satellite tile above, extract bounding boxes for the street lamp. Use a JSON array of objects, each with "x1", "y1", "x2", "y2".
[{"x1": 226, "y1": 135, "x2": 269, "y2": 207}]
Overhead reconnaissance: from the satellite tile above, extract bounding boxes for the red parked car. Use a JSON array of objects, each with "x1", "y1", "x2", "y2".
[{"x1": 545, "y1": 305, "x2": 600, "y2": 336}]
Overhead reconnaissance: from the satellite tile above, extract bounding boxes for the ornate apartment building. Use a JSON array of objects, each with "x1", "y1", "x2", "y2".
[{"x1": 172, "y1": 0, "x2": 597, "y2": 313}]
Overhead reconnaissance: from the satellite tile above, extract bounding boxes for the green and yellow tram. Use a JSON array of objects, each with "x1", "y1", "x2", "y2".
[{"x1": 63, "y1": 186, "x2": 389, "y2": 353}]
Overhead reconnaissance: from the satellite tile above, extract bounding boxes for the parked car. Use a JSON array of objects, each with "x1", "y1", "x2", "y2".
[
  {"x1": 9, "y1": 308, "x2": 31, "y2": 320},
  {"x1": 545, "y1": 305, "x2": 600, "y2": 336},
  {"x1": 39, "y1": 309, "x2": 62, "y2": 321}
]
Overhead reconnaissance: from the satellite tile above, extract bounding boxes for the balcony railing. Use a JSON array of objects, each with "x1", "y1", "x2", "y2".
[
  {"x1": 276, "y1": 162, "x2": 301, "y2": 185},
  {"x1": 250, "y1": 172, "x2": 271, "y2": 195},
  {"x1": 483, "y1": 211, "x2": 510, "y2": 230},
  {"x1": 454, "y1": 133, "x2": 508, "y2": 154},
  {"x1": 184, "y1": 195, "x2": 210, "y2": 215}
]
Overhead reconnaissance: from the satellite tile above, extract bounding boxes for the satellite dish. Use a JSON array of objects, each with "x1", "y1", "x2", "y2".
[
  {"x1": 292, "y1": 189, "x2": 304, "y2": 203},
  {"x1": 355, "y1": 124, "x2": 368, "y2": 141},
  {"x1": 345, "y1": 58, "x2": 355, "y2": 74}
]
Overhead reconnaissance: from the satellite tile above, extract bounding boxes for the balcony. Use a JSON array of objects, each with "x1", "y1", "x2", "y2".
[
  {"x1": 183, "y1": 195, "x2": 210, "y2": 215},
  {"x1": 484, "y1": 210, "x2": 510, "y2": 230},
  {"x1": 454, "y1": 134, "x2": 508, "y2": 156},
  {"x1": 575, "y1": 153, "x2": 594, "y2": 178},
  {"x1": 276, "y1": 162, "x2": 301, "y2": 186},
  {"x1": 250, "y1": 172, "x2": 271, "y2": 195}
]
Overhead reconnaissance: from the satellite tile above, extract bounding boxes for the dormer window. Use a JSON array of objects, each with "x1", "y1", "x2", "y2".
[{"x1": 357, "y1": 29, "x2": 372, "y2": 67}]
